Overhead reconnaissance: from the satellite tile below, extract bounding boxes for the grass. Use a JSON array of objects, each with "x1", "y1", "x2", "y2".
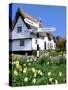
[{"x1": 9, "y1": 50, "x2": 66, "y2": 86}]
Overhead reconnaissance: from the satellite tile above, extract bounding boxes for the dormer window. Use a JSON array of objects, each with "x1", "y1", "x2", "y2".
[{"x1": 17, "y1": 26, "x2": 22, "y2": 33}]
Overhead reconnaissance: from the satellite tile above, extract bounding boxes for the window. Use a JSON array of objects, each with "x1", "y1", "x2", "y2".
[
  {"x1": 50, "y1": 43, "x2": 53, "y2": 49},
  {"x1": 20, "y1": 40, "x2": 24, "y2": 46},
  {"x1": 17, "y1": 26, "x2": 22, "y2": 33},
  {"x1": 35, "y1": 39, "x2": 37, "y2": 44}
]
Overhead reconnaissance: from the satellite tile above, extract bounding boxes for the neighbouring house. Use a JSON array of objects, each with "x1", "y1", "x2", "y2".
[{"x1": 9, "y1": 8, "x2": 56, "y2": 54}]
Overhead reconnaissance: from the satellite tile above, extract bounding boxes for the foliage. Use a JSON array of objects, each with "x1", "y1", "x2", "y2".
[
  {"x1": 9, "y1": 51, "x2": 66, "y2": 86},
  {"x1": 55, "y1": 36, "x2": 66, "y2": 51}
]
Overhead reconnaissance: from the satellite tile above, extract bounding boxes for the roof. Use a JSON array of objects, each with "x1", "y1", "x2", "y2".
[
  {"x1": 9, "y1": 8, "x2": 54, "y2": 41},
  {"x1": 9, "y1": 8, "x2": 43, "y2": 30}
]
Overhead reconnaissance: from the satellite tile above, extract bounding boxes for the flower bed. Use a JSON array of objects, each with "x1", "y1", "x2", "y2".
[{"x1": 9, "y1": 51, "x2": 66, "y2": 86}]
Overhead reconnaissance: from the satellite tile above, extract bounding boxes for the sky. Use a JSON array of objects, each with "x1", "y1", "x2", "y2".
[{"x1": 9, "y1": 3, "x2": 66, "y2": 37}]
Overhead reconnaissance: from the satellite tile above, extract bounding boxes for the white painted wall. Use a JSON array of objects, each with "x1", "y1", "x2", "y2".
[
  {"x1": 32, "y1": 38, "x2": 37, "y2": 50},
  {"x1": 9, "y1": 16, "x2": 30, "y2": 39},
  {"x1": 10, "y1": 39, "x2": 32, "y2": 51},
  {"x1": 38, "y1": 38, "x2": 44, "y2": 50},
  {"x1": 44, "y1": 37, "x2": 56, "y2": 50}
]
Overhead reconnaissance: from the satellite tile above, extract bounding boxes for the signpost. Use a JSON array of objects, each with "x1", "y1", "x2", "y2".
[
  {"x1": 24, "y1": 18, "x2": 56, "y2": 58},
  {"x1": 24, "y1": 18, "x2": 39, "y2": 28}
]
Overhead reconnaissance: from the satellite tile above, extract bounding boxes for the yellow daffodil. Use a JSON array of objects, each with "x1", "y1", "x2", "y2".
[
  {"x1": 39, "y1": 72, "x2": 43, "y2": 76},
  {"x1": 16, "y1": 61, "x2": 19, "y2": 68},
  {"x1": 32, "y1": 68, "x2": 35, "y2": 73},
  {"x1": 14, "y1": 70, "x2": 18, "y2": 76},
  {"x1": 30, "y1": 58, "x2": 32, "y2": 61},
  {"x1": 49, "y1": 77, "x2": 53, "y2": 82},
  {"x1": 55, "y1": 79, "x2": 58, "y2": 84},
  {"x1": 23, "y1": 64, "x2": 26, "y2": 67},
  {"x1": 23, "y1": 67, "x2": 27, "y2": 73},
  {"x1": 16, "y1": 61, "x2": 19, "y2": 64},
  {"x1": 28, "y1": 63, "x2": 31, "y2": 66},
  {"x1": 32, "y1": 78, "x2": 36, "y2": 84},
  {"x1": 24, "y1": 77, "x2": 28, "y2": 82},
  {"x1": 38, "y1": 70, "x2": 41, "y2": 73},
  {"x1": 48, "y1": 72, "x2": 51, "y2": 76},
  {"x1": 59, "y1": 72, "x2": 62, "y2": 77},
  {"x1": 34, "y1": 72, "x2": 37, "y2": 77},
  {"x1": 37, "y1": 70, "x2": 43, "y2": 76},
  {"x1": 27, "y1": 59, "x2": 30, "y2": 62},
  {"x1": 19, "y1": 66, "x2": 22, "y2": 71},
  {"x1": 47, "y1": 61, "x2": 49, "y2": 65}
]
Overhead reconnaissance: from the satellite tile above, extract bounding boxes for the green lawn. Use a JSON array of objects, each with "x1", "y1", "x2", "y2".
[{"x1": 9, "y1": 51, "x2": 66, "y2": 86}]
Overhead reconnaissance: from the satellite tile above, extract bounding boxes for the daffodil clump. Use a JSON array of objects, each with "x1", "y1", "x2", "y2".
[{"x1": 9, "y1": 50, "x2": 66, "y2": 86}]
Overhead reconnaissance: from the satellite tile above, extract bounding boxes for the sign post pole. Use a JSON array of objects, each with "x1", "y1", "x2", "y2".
[{"x1": 37, "y1": 24, "x2": 40, "y2": 58}]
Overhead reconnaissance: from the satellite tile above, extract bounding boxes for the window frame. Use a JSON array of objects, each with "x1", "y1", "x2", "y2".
[
  {"x1": 20, "y1": 39, "x2": 24, "y2": 46},
  {"x1": 17, "y1": 26, "x2": 22, "y2": 33}
]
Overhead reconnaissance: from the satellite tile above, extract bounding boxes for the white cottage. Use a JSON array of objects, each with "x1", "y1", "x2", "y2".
[{"x1": 9, "y1": 8, "x2": 56, "y2": 54}]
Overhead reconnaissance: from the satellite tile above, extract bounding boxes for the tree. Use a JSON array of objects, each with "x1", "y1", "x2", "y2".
[{"x1": 56, "y1": 36, "x2": 66, "y2": 51}]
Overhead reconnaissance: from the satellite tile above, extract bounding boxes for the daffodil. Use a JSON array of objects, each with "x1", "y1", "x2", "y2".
[
  {"x1": 23, "y1": 64, "x2": 26, "y2": 67},
  {"x1": 24, "y1": 77, "x2": 28, "y2": 82},
  {"x1": 16, "y1": 61, "x2": 19, "y2": 64},
  {"x1": 59, "y1": 72, "x2": 62, "y2": 77},
  {"x1": 32, "y1": 68, "x2": 35, "y2": 73},
  {"x1": 28, "y1": 63, "x2": 31, "y2": 66},
  {"x1": 47, "y1": 61, "x2": 49, "y2": 65},
  {"x1": 34, "y1": 72, "x2": 37, "y2": 77},
  {"x1": 48, "y1": 72, "x2": 51, "y2": 76},
  {"x1": 32, "y1": 78, "x2": 36, "y2": 84},
  {"x1": 55, "y1": 79, "x2": 58, "y2": 84},
  {"x1": 16, "y1": 61, "x2": 19, "y2": 68},
  {"x1": 23, "y1": 67, "x2": 27, "y2": 73},
  {"x1": 38, "y1": 70, "x2": 41, "y2": 74},
  {"x1": 39, "y1": 71, "x2": 43, "y2": 76},
  {"x1": 14, "y1": 70, "x2": 18, "y2": 76},
  {"x1": 30, "y1": 58, "x2": 32, "y2": 61},
  {"x1": 37, "y1": 70, "x2": 43, "y2": 76},
  {"x1": 27, "y1": 59, "x2": 30, "y2": 62},
  {"x1": 19, "y1": 66, "x2": 22, "y2": 71},
  {"x1": 49, "y1": 77, "x2": 53, "y2": 82}
]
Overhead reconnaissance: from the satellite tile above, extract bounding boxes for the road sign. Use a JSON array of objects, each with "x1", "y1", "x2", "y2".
[
  {"x1": 38, "y1": 27, "x2": 56, "y2": 32},
  {"x1": 24, "y1": 18, "x2": 39, "y2": 28},
  {"x1": 29, "y1": 27, "x2": 56, "y2": 33}
]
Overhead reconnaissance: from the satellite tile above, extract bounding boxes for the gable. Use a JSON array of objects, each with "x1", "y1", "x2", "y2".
[{"x1": 14, "y1": 16, "x2": 28, "y2": 30}]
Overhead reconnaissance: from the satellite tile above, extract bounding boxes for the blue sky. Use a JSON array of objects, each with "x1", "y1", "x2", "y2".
[{"x1": 9, "y1": 3, "x2": 66, "y2": 37}]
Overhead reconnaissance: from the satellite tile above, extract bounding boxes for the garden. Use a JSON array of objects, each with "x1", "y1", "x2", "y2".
[{"x1": 9, "y1": 50, "x2": 66, "y2": 87}]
